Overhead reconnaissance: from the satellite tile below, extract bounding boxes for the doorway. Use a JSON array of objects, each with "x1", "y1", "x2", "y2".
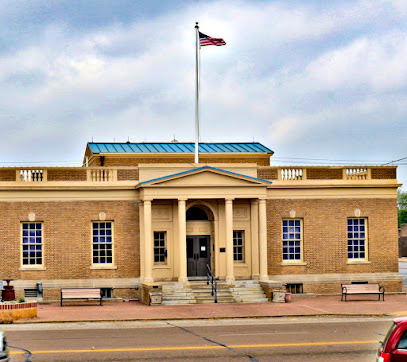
[{"x1": 187, "y1": 235, "x2": 210, "y2": 277}]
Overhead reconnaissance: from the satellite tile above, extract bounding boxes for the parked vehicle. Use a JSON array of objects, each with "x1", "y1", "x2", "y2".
[
  {"x1": 377, "y1": 316, "x2": 407, "y2": 361},
  {"x1": 0, "y1": 331, "x2": 9, "y2": 361}
]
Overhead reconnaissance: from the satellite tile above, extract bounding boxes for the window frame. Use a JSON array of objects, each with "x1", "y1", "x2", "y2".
[
  {"x1": 153, "y1": 231, "x2": 167, "y2": 265},
  {"x1": 281, "y1": 218, "x2": 304, "y2": 263},
  {"x1": 91, "y1": 221, "x2": 114, "y2": 266},
  {"x1": 21, "y1": 222, "x2": 44, "y2": 268},
  {"x1": 233, "y1": 230, "x2": 245, "y2": 263},
  {"x1": 347, "y1": 218, "x2": 368, "y2": 261}
]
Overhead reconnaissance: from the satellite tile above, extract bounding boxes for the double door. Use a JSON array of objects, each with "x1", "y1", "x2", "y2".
[{"x1": 187, "y1": 235, "x2": 211, "y2": 277}]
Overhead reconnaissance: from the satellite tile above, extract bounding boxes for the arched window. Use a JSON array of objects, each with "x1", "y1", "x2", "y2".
[{"x1": 186, "y1": 207, "x2": 209, "y2": 221}]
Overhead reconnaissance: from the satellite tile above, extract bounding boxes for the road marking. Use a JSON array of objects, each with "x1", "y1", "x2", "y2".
[
  {"x1": 219, "y1": 332, "x2": 309, "y2": 336},
  {"x1": 10, "y1": 340, "x2": 379, "y2": 355}
]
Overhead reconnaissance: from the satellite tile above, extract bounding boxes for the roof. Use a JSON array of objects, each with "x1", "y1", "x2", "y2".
[{"x1": 87, "y1": 142, "x2": 273, "y2": 155}]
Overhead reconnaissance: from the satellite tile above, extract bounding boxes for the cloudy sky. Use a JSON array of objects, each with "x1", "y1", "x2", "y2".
[{"x1": 0, "y1": 0, "x2": 406, "y2": 186}]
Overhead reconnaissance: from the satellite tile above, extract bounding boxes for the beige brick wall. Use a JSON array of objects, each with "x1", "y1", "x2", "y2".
[
  {"x1": 0, "y1": 169, "x2": 16, "y2": 181},
  {"x1": 117, "y1": 169, "x2": 139, "y2": 181},
  {"x1": 371, "y1": 168, "x2": 397, "y2": 180},
  {"x1": 47, "y1": 169, "x2": 87, "y2": 181},
  {"x1": 307, "y1": 168, "x2": 342, "y2": 180},
  {"x1": 257, "y1": 168, "x2": 278, "y2": 180},
  {"x1": 0, "y1": 196, "x2": 400, "y2": 298},
  {"x1": 303, "y1": 280, "x2": 401, "y2": 294},
  {"x1": 90, "y1": 155, "x2": 270, "y2": 167},
  {"x1": 0, "y1": 201, "x2": 140, "y2": 281},
  {"x1": 267, "y1": 198, "x2": 399, "y2": 276}
]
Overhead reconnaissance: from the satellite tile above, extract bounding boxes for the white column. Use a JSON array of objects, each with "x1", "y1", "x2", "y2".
[
  {"x1": 225, "y1": 198, "x2": 235, "y2": 284},
  {"x1": 259, "y1": 198, "x2": 268, "y2": 281},
  {"x1": 139, "y1": 201, "x2": 145, "y2": 281},
  {"x1": 143, "y1": 199, "x2": 153, "y2": 283},
  {"x1": 250, "y1": 199, "x2": 260, "y2": 279},
  {"x1": 178, "y1": 198, "x2": 188, "y2": 283}
]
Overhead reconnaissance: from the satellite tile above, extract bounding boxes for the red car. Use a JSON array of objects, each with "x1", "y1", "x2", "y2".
[{"x1": 377, "y1": 317, "x2": 407, "y2": 361}]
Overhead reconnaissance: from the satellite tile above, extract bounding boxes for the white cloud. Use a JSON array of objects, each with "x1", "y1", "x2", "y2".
[{"x1": 0, "y1": 0, "x2": 406, "y2": 185}]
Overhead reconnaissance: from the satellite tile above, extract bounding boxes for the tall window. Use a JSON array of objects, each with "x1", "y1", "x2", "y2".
[
  {"x1": 233, "y1": 231, "x2": 244, "y2": 262},
  {"x1": 154, "y1": 232, "x2": 167, "y2": 264},
  {"x1": 348, "y1": 218, "x2": 367, "y2": 260},
  {"x1": 92, "y1": 222, "x2": 113, "y2": 264},
  {"x1": 282, "y1": 219, "x2": 302, "y2": 261},
  {"x1": 22, "y1": 223, "x2": 43, "y2": 266}
]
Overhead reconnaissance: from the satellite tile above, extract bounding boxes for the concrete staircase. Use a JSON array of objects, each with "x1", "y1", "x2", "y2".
[
  {"x1": 161, "y1": 282, "x2": 196, "y2": 305},
  {"x1": 230, "y1": 280, "x2": 269, "y2": 303},
  {"x1": 160, "y1": 279, "x2": 269, "y2": 305},
  {"x1": 189, "y1": 280, "x2": 235, "y2": 304}
]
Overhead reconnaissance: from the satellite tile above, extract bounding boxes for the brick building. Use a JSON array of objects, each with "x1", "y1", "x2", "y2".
[{"x1": 0, "y1": 142, "x2": 402, "y2": 302}]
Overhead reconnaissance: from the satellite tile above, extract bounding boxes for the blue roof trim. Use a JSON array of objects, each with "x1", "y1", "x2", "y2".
[
  {"x1": 138, "y1": 166, "x2": 273, "y2": 185},
  {"x1": 88, "y1": 142, "x2": 273, "y2": 154}
]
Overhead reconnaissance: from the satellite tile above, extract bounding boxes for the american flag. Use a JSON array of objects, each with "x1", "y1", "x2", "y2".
[{"x1": 199, "y1": 32, "x2": 226, "y2": 47}]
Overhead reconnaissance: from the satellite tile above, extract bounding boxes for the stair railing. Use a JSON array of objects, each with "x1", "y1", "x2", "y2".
[{"x1": 206, "y1": 264, "x2": 217, "y2": 303}]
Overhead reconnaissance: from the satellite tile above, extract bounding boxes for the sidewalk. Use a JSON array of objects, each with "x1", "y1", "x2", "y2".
[{"x1": 18, "y1": 294, "x2": 407, "y2": 324}]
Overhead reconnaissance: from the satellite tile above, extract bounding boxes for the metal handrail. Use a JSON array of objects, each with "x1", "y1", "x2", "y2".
[{"x1": 206, "y1": 264, "x2": 217, "y2": 303}]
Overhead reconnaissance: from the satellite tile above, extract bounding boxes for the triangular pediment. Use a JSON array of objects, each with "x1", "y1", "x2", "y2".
[{"x1": 137, "y1": 167, "x2": 271, "y2": 188}]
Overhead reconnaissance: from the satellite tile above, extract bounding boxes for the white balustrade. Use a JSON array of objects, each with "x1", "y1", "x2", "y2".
[
  {"x1": 88, "y1": 169, "x2": 116, "y2": 182},
  {"x1": 19, "y1": 169, "x2": 45, "y2": 182},
  {"x1": 346, "y1": 168, "x2": 368, "y2": 180},
  {"x1": 280, "y1": 168, "x2": 304, "y2": 181}
]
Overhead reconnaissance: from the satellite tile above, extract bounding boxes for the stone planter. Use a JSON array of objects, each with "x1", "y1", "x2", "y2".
[{"x1": 0, "y1": 302, "x2": 37, "y2": 323}]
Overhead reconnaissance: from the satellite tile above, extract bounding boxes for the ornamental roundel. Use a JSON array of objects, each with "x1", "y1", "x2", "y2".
[{"x1": 233, "y1": 207, "x2": 248, "y2": 219}]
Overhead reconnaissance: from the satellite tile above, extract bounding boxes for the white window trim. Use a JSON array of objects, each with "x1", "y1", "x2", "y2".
[
  {"x1": 91, "y1": 221, "x2": 115, "y2": 267},
  {"x1": 153, "y1": 231, "x2": 168, "y2": 266},
  {"x1": 347, "y1": 217, "x2": 368, "y2": 262},
  {"x1": 281, "y1": 218, "x2": 304, "y2": 264},
  {"x1": 233, "y1": 230, "x2": 245, "y2": 263},
  {"x1": 20, "y1": 222, "x2": 44, "y2": 269}
]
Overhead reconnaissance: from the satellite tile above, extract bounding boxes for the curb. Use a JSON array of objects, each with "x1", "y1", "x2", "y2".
[{"x1": 12, "y1": 313, "x2": 396, "y2": 324}]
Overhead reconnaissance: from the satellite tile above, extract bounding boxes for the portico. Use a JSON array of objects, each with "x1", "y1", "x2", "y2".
[{"x1": 137, "y1": 166, "x2": 271, "y2": 284}]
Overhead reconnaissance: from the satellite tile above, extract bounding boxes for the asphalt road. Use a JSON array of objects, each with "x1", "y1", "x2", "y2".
[{"x1": 3, "y1": 317, "x2": 391, "y2": 361}]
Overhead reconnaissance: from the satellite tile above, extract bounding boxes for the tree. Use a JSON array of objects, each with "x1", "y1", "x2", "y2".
[{"x1": 398, "y1": 189, "x2": 407, "y2": 227}]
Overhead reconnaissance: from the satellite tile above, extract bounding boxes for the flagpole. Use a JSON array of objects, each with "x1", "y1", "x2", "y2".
[{"x1": 194, "y1": 22, "x2": 200, "y2": 164}]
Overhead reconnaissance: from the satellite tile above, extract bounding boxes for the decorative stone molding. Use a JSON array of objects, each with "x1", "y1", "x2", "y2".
[
  {"x1": 354, "y1": 209, "x2": 361, "y2": 217},
  {"x1": 152, "y1": 206, "x2": 171, "y2": 221},
  {"x1": 99, "y1": 212, "x2": 106, "y2": 221},
  {"x1": 233, "y1": 207, "x2": 248, "y2": 219},
  {"x1": 289, "y1": 210, "x2": 296, "y2": 218},
  {"x1": 28, "y1": 212, "x2": 35, "y2": 222}
]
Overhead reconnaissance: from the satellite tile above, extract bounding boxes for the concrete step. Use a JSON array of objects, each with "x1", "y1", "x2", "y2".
[
  {"x1": 231, "y1": 288, "x2": 264, "y2": 293},
  {"x1": 161, "y1": 282, "x2": 196, "y2": 305},
  {"x1": 231, "y1": 281, "x2": 268, "y2": 303},
  {"x1": 160, "y1": 280, "x2": 267, "y2": 305},
  {"x1": 190, "y1": 280, "x2": 235, "y2": 304},
  {"x1": 234, "y1": 297, "x2": 269, "y2": 303},
  {"x1": 162, "y1": 300, "x2": 197, "y2": 305}
]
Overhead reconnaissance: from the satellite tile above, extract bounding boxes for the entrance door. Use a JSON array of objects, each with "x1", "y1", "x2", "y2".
[{"x1": 187, "y1": 235, "x2": 210, "y2": 277}]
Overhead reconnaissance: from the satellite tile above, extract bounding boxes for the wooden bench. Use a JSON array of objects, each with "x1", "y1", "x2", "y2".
[
  {"x1": 341, "y1": 283, "x2": 384, "y2": 302},
  {"x1": 61, "y1": 288, "x2": 102, "y2": 306}
]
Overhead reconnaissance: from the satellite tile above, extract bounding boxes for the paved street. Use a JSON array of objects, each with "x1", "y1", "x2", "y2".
[{"x1": 4, "y1": 317, "x2": 390, "y2": 361}]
